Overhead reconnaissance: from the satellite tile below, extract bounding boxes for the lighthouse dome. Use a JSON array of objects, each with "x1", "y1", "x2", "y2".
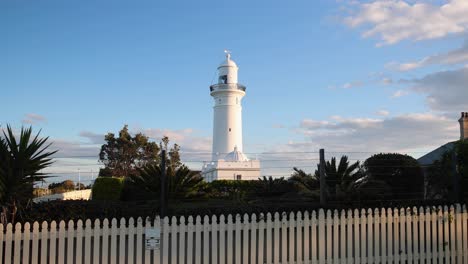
[
  {"x1": 218, "y1": 53, "x2": 237, "y2": 68},
  {"x1": 224, "y1": 146, "x2": 249, "y2": 162}
]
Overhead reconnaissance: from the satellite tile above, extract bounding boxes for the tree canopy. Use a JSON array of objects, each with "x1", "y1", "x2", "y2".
[
  {"x1": 98, "y1": 125, "x2": 181, "y2": 177},
  {"x1": 362, "y1": 153, "x2": 424, "y2": 200}
]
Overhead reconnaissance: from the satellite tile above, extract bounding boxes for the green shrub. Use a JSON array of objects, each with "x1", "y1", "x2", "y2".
[{"x1": 92, "y1": 177, "x2": 125, "y2": 200}]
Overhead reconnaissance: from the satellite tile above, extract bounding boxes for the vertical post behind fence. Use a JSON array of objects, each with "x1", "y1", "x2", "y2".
[{"x1": 319, "y1": 149, "x2": 327, "y2": 206}]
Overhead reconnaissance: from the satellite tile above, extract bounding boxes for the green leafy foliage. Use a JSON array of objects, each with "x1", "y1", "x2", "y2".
[
  {"x1": 98, "y1": 125, "x2": 182, "y2": 177},
  {"x1": 92, "y1": 177, "x2": 125, "y2": 200},
  {"x1": 255, "y1": 176, "x2": 293, "y2": 197},
  {"x1": 0, "y1": 125, "x2": 56, "y2": 223},
  {"x1": 128, "y1": 164, "x2": 204, "y2": 200},
  {"x1": 362, "y1": 153, "x2": 424, "y2": 200},
  {"x1": 289, "y1": 167, "x2": 320, "y2": 193},
  {"x1": 48, "y1": 180, "x2": 76, "y2": 194}
]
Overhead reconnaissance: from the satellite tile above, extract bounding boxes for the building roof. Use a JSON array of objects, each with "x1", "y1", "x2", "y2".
[{"x1": 417, "y1": 141, "x2": 456, "y2": 166}]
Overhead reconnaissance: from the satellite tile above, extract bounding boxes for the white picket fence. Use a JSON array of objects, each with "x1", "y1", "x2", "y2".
[{"x1": 1, "y1": 204, "x2": 468, "y2": 263}]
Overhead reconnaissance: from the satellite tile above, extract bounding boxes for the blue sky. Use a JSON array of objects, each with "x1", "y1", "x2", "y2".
[{"x1": 2, "y1": 0, "x2": 468, "y2": 181}]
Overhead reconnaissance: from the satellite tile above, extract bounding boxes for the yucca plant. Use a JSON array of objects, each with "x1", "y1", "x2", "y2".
[{"x1": 0, "y1": 125, "x2": 56, "y2": 224}]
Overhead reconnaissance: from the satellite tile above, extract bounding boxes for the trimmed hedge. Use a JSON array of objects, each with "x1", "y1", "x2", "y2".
[{"x1": 92, "y1": 177, "x2": 125, "y2": 200}]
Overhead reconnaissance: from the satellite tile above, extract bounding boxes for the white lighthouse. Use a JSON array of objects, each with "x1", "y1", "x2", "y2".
[{"x1": 201, "y1": 52, "x2": 261, "y2": 182}]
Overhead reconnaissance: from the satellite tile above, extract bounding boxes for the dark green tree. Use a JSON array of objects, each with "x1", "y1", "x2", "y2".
[
  {"x1": 99, "y1": 125, "x2": 182, "y2": 177},
  {"x1": 0, "y1": 125, "x2": 56, "y2": 224},
  {"x1": 363, "y1": 153, "x2": 424, "y2": 200}
]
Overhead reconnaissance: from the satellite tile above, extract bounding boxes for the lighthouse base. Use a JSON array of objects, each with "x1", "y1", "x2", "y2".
[{"x1": 201, "y1": 160, "x2": 261, "y2": 182}]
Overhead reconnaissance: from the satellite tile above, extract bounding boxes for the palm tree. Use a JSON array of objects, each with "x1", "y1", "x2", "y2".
[
  {"x1": 131, "y1": 164, "x2": 204, "y2": 199},
  {"x1": 0, "y1": 125, "x2": 56, "y2": 223},
  {"x1": 256, "y1": 176, "x2": 291, "y2": 196},
  {"x1": 288, "y1": 167, "x2": 320, "y2": 193},
  {"x1": 314, "y1": 156, "x2": 362, "y2": 200}
]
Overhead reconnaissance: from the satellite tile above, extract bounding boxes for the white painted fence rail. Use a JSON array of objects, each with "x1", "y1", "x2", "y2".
[{"x1": 1, "y1": 204, "x2": 467, "y2": 263}]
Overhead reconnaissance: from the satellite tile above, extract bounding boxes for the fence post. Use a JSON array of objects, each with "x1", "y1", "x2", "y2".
[
  {"x1": 319, "y1": 149, "x2": 327, "y2": 206},
  {"x1": 160, "y1": 150, "x2": 167, "y2": 218}
]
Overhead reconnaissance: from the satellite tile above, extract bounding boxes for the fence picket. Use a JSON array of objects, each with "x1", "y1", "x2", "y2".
[
  {"x1": 154, "y1": 216, "x2": 161, "y2": 264},
  {"x1": 462, "y1": 205, "x2": 468, "y2": 264},
  {"x1": 418, "y1": 207, "x2": 425, "y2": 262},
  {"x1": 274, "y1": 212, "x2": 280, "y2": 264},
  {"x1": 258, "y1": 213, "x2": 265, "y2": 264},
  {"x1": 265, "y1": 213, "x2": 273, "y2": 264},
  {"x1": 424, "y1": 207, "x2": 431, "y2": 262},
  {"x1": 455, "y1": 204, "x2": 462, "y2": 264},
  {"x1": 128, "y1": 218, "x2": 135, "y2": 264},
  {"x1": 0, "y1": 224, "x2": 3, "y2": 264},
  {"x1": 76, "y1": 220, "x2": 83, "y2": 264},
  {"x1": 102, "y1": 218, "x2": 110, "y2": 264},
  {"x1": 235, "y1": 214, "x2": 242, "y2": 264},
  {"x1": 297, "y1": 211, "x2": 303, "y2": 264},
  {"x1": 394, "y1": 208, "x2": 400, "y2": 263},
  {"x1": 204, "y1": 215, "x2": 210, "y2": 264},
  {"x1": 405, "y1": 208, "x2": 414, "y2": 263},
  {"x1": 163, "y1": 217, "x2": 171, "y2": 264},
  {"x1": 431, "y1": 206, "x2": 438, "y2": 261},
  {"x1": 289, "y1": 212, "x2": 296, "y2": 263},
  {"x1": 311, "y1": 210, "x2": 317, "y2": 264},
  {"x1": 180, "y1": 216, "x2": 187, "y2": 264},
  {"x1": 32, "y1": 221, "x2": 40, "y2": 264},
  {"x1": 388, "y1": 209, "x2": 393, "y2": 263},
  {"x1": 50, "y1": 221, "x2": 57, "y2": 264},
  {"x1": 227, "y1": 214, "x2": 234, "y2": 264},
  {"x1": 172, "y1": 216, "x2": 180, "y2": 264},
  {"x1": 353, "y1": 209, "x2": 360, "y2": 264},
  {"x1": 443, "y1": 205, "x2": 450, "y2": 262},
  {"x1": 326, "y1": 210, "x2": 332, "y2": 264},
  {"x1": 40, "y1": 221, "x2": 48, "y2": 264},
  {"x1": 94, "y1": 219, "x2": 101, "y2": 264},
  {"x1": 303, "y1": 211, "x2": 310, "y2": 263},
  {"x1": 187, "y1": 216, "x2": 194, "y2": 264},
  {"x1": 373, "y1": 208, "x2": 380, "y2": 264},
  {"x1": 437, "y1": 206, "x2": 444, "y2": 263},
  {"x1": 318, "y1": 209, "x2": 325, "y2": 264},
  {"x1": 110, "y1": 218, "x2": 118, "y2": 264},
  {"x1": 57, "y1": 221, "x2": 65, "y2": 264},
  {"x1": 250, "y1": 214, "x2": 257, "y2": 264},
  {"x1": 5, "y1": 224, "x2": 12, "y2": 264},
  {"x1": 195, "y1": 216, "x2": 202, "y2": 264},
  {"x1": 212, "y1": 215, "x2": 218, "y2": 264},
  {"x1": 449, "y1": 205, "x2": 456, "y2": 263},
  {"x1": 135, "y1": 217, "x2": 143, "y2": 264},
  {"x1": 219, "y1": 215, "x2": 226, "y2": 264},
  {"x1": 84, "y1": 220, "x2": 92, "y2": 264},
  {"x1": 333, "y1": 210, "x2": 339, "y2": 264},
  {"x1": 360, "y1": 209, "x2": 366, "y2": 264},
  {"x1": 281, "y1": 212, "x2": 288, "y2": 264},
  {"x1": 13, "y1": 223, "x2": 21, "y2": 264},
  {"x1": 119, "y1": 218, "x2": 126, "y2": 264},
  {"x1": 381, "y1": 209, "x2": 387, "y2": 264},
  {"x1": 366, "y1": 209, "x2": 373, "y2": 264}
]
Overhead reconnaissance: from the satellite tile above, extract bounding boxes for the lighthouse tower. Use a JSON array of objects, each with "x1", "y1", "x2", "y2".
[{"x1": 201, "y1": 52, "x2": 261, "y2": 182}]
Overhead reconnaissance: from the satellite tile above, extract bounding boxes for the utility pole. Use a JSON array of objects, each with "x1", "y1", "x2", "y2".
[
  {"x1": 160, "y1": 150, "x2": 167, "y2": 218},
  {"x1": 319, "y1": 149, "x2": 327, "y2": 206}
]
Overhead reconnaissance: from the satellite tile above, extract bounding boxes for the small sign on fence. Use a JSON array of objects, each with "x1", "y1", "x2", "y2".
[{"x1": 145, "y1": 227, "x2": 161, "y2": 250}]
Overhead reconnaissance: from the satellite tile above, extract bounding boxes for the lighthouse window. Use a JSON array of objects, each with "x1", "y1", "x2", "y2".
[
  {"x1": 229, "y1": 128, "x2": 231, "y2": 132},
  {"x1": 236, "y1": 175, "x2": 242, "y2": 180},
  {"x1": 219, "y1": 75, "x2": 228, "y2": 84}
]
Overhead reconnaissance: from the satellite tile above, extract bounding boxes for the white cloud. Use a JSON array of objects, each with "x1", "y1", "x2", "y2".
[
  {"x1": 391, "y1": 89, "x2": 409, "y2": 98},
  {"x1": 293, "y1": 113, "x2": 457, "y2": 153},
  {"x1": 342, "y1": 80, "x2": 364, "y2": 89},
  {"x1": 409, "y1": 66, "x2": 468, "y2": 113},
  {"x1": 22, "y1": 113, "x2": 46, "y2": 125},
  {"x1": 344, "y1": 0, "x2": 468, "y2": 45},
  {"x1": 389, "y1": 40, "x2": 468, "y2": 71},
  {"x1": 79, "y1": 131, "x2": 105, "y2": 144},
  {"x1": 376, "y1": 110, "x2": 390, "y2": 116}
]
